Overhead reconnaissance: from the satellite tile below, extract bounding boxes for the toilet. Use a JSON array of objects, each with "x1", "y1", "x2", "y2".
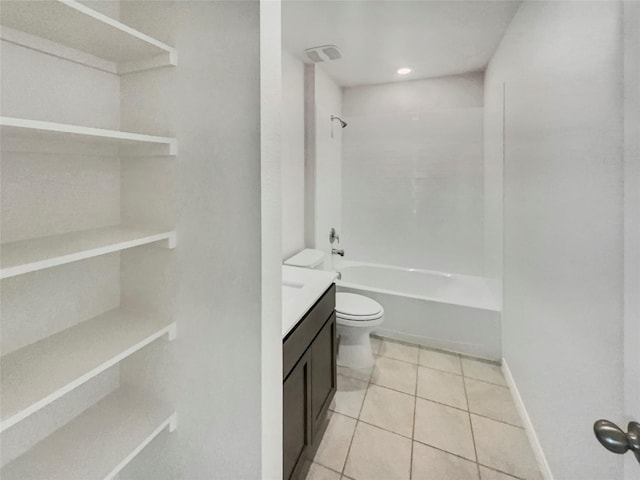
[{"x1": 284, "y1": 249, "x2": 384, "y2": 369}]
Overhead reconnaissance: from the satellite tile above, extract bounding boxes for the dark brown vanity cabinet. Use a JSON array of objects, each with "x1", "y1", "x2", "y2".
[{"x1": 283, "y1": 284, "x2": 336, "y2": 480}]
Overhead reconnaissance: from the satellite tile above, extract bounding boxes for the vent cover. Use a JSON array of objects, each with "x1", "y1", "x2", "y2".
[{"x1": 305, "y1": 45, "x2": 343, "y2": 63}]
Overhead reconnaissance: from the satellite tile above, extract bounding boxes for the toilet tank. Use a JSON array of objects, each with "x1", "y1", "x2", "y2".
[{"x1": 284, "y1": 249, "x2": 325, "y2": 269}]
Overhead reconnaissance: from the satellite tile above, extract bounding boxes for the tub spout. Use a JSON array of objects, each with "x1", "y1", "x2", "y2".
[{"x1": 332, "y1": 248, "x2": 345, "y2": 257}]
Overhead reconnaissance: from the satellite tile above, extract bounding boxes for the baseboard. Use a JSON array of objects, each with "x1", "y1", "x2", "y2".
[{"x1": 502, "y1": 359, "x2": 554, "y2": 480}]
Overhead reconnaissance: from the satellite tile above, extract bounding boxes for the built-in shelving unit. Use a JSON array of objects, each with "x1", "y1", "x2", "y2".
[
  {"x1": 1, "y1": 308, "x2": 176, "y2": 432},
  {"x1": 0, "y1": 0, "x2": 177, "y2": 74},
  {"x1": 0, "y1": 387, "x2": 176, "y2": 480},
  {"x1": 0, "y1": 117, "x2": 178, "y2": 156},
  {"x1": 1, "y1": 226, "x2": 176, "y2": 279},
  {"x1": 0, "y1": 1, "x2": 178, "y2": 474}
]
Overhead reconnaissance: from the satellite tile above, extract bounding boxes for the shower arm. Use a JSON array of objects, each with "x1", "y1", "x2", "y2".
[{"x1": 330, "y1": 115, "x2": 347, "y2": 128}]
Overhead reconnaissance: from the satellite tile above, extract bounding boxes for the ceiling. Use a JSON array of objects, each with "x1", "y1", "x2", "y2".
[{"x1": 282, "y1": 1, "x2": 521, "y2": 87}]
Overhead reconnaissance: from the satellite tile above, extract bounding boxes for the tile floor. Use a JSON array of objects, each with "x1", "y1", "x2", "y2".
[{"x1": 305, "y1": 337, "x2": 543, "y2": 480}]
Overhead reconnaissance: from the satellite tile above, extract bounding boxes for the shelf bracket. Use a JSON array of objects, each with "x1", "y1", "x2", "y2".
[
  {"x1": 118, "y1": 51, "x2": 178, "y2": 75},
  {"x1": 167, "y1": 323, "x2": 177, "y2": 342},
  {"x1": 168, "y1": 413, "x2": 178, "y2": 433},
  {"x1": 160, "y1": 232, "x2": 177, "y2": 249}
]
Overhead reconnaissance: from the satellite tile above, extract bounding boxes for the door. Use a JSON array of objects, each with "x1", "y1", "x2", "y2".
[
  {"x1": 623, "y1": 3, "x2": 640, "y2": 478},
  {"x1": 595, "y1": 4, "x2": 640, "y2": 477}
]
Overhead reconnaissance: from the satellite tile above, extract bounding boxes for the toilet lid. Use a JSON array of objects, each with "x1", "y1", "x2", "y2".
[{"x1": 336, "y1": 293, "x2": 383, "y2": 317}]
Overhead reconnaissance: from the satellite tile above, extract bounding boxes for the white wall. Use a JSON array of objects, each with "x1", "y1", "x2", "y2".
[
  {"x1": 261, "y1": 2, "x2": 283, "y2": 478},
  {"x1": 485, "y1": 2, "x2": 624, "y2": 478},
  {"x1": 305, "y1": 64, "x2": 343, "y2": 265},
  {"x1": 117, "y1": 2, "x2": 265, "y2": 478},
  {"x1": 342, "y1": 73, "x2": 484, "y2": 275},
  {"x1": 281, "y1": 50, "x2": 305, "y2": 260},
  {"x1": 483, "y1": 71, "x2": 504, "y2": 305}
]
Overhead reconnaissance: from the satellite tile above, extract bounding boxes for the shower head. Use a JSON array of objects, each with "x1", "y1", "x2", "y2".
[{"x1": 331, "y1": 115, "x2": 347, "y2": 128}]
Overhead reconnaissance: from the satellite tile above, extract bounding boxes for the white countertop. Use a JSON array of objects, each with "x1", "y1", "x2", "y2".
[{"x1": 282, "y1": 266, "x2": 338, "y2": 338}]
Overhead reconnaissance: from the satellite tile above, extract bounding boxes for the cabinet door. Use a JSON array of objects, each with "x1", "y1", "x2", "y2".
[
  {"x1": 310, "y1": 313, "x2": 337, "y2": 439},
  {"x1": 283, "y1": 351, "x2": 311, "y2": 480}
]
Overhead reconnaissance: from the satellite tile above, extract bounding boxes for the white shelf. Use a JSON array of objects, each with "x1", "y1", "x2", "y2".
[
  {"x1": 0, "y1": 308, "x2": 176, "y2": 432},
  {"x1": 0, "y1": 0, "x2": 177, "y2": 74},
  {"x1": 1, "y1": 387, "x2": 176, "y2": 480},
  {"x1": 0, "y1": 225, "x2": 176, "y2": 279},
  {"x1": 0, "y1": 117, "x2": 178, "y2": 156}
]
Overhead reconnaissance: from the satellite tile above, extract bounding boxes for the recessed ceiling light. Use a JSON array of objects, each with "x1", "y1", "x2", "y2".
[{"x1": 397, "y1": 67, "x2": 412, "y2": 75}]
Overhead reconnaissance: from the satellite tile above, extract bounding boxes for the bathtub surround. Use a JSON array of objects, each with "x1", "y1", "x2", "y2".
[
  {"x1": 485, "y1": 2, "x2": 625, "y2": 479},
  {"x1": 304, "y1": 64, "x2": 343, "y2": 265},
  {"x1": 281, "y1": 50, "x2": 306, "y2": 260},
  {"x1": 342, "y1": 73, "x2": 485, "y2": 276}
]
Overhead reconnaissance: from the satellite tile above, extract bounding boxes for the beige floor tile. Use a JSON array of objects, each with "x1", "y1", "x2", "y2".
[
  {"x1": 417, "y1": 366, "x2": 467, "y2": 410},
  {"x1": 471, "y1": 414, "x2": 541, "y2": 480},
  {"x1": 378, "y1": 339, "x2": 419, "y2": 363},
  {"x1": 313, "y1": 412, "x2": 357, "y2": 473},
  {"x1": 344, "y1": 422, "x2": 411, "y2": 480},
  {"x1": 465, "y1": 378, "x2": 521, "y2": 426},
  {"x1": 371, "y1": 356, "x2": 418, "y2": 394},
  {"x1": 414, "y1": 398, "x2": 476, "y2": 461},
  {"x1": 331, "y1": 375, "x2": 368, "y2": 418},
  {"x1": 337, "y1": 364, "x2": 374, "y2": 383},
  {"x1": 359, "y1": 384, "x2": 415, "y2": 437},
  {"x1": 478, "y1": 466, "x2": 520, "y2": 480},
  {"x1": 370, "y1": 336, "x2": 382, "y2": 355},
  {"x1": 412, "y1": 442, "x2": 479, "y2": 479},
  {"x1": 305, "y1": 462, "x2": 342, "y2": 480},
  {"x1": 461, "y1": 358, "x2": 506, "y2": 386},
  {"x1": 419, "y1": 348, "x2": 462, "y2": 374}
]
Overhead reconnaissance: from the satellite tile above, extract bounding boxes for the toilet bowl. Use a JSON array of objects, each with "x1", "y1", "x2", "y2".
[
  {"x1": 284, "y1": 249, "x2": 385, "y2": 369},
  {"x1": 336, "y1": 292, "x2": 384, "y2": 369}
]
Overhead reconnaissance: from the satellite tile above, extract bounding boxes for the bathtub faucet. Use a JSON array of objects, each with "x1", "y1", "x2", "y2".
[{"x1": 332, "y1": 248, "x2": 345, "y2": 257}]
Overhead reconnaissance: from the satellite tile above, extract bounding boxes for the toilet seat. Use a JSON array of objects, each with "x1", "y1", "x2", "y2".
[{"x1": 336, "y1": 293, "x2": 384, "y2": 322}]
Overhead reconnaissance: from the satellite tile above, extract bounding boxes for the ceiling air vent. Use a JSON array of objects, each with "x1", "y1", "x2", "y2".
[{"x1": 305, "y1": 45, "x2": 343, "y2": 63}]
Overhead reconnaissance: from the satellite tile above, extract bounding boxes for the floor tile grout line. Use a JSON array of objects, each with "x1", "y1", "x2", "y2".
[
  {"x1": 368, "y1": 374, "x2": 523, "y2": 429},
  {"x1": 477, "y1": 462, "x2": 528, "y2": 480},
  {"x1": 411, "y1": 437, "x2": 478, "y2": 464},
  {"x1": 309, "y1": 461, "x2": 344, "y2": 476},
  {"x1": 380, "y1": 337, "x2": 501, "y2": 366},
  {"x1": 468, "y1": 411, "x2": 524, "y2": 430},
  {"x1": 462, "y1": 364, "x2": 481, "y2": 478},
  {"x1": 338, "y1": 353, "x2": 375, "y2": 479},
  {"x1": 335, "y1": 396, "x2": 524, "y2": 435},
  {"x1": 410, "y1": 354, "x2": 418, "y2": 480},
  {"x1": 328, "y1": 339, "x2": 516, "y2": 480},
  {"x1": 378, "y1": 350, "x2": 508, "y2": 387},
  {"x1": 339, "y1": 372, "x2": 521, "y2": 428}
]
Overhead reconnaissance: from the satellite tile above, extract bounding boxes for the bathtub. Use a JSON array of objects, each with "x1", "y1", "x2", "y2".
[{"x1": 334, "y1": 260, "x2": 501, "y2": 360}]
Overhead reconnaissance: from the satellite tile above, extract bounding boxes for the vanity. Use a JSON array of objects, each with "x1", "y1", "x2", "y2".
[{"x1": 282, "y1": 266, "x2": 337, "y2": 480}]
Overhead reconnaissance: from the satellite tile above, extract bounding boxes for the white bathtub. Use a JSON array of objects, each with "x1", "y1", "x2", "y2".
[{"x1": 334, "y1": 260, "x2": 501, "y2": 360}]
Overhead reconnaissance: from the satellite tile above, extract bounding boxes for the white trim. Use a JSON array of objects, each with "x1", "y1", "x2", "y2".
[{"x1": 502, "y1": 359, "x2": 554, "y2": 480}]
